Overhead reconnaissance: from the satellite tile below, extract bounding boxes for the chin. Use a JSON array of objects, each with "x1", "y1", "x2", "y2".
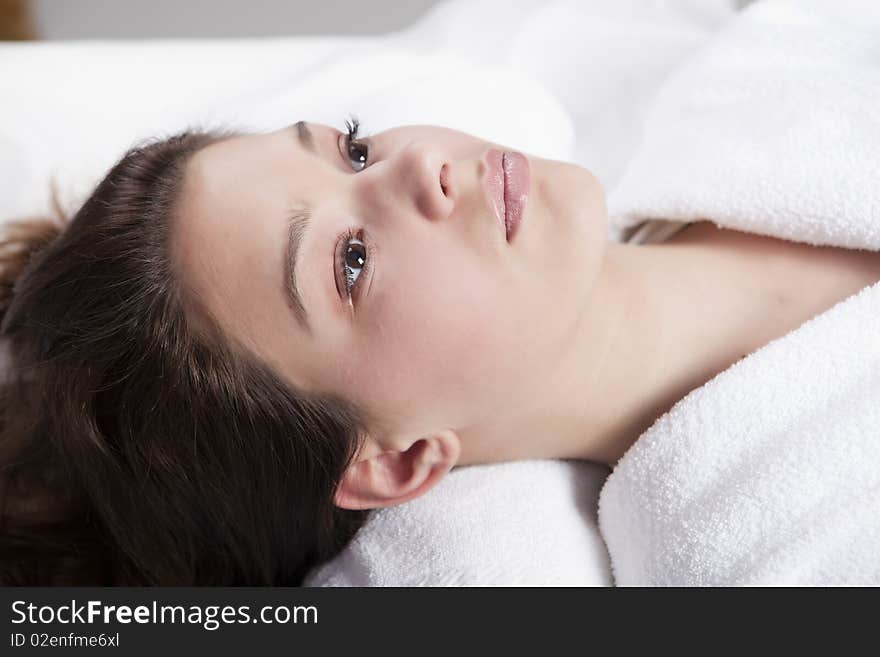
[{"x1": 540, "y1": 159, "x2": 607, "y2": 243}]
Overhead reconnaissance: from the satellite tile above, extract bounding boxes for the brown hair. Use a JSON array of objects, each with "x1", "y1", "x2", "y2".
[{"x1": 0, "y1": 131, "x2": 371, "y2": 585}]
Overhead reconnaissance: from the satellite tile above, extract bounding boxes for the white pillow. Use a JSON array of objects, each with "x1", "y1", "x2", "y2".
[{"x1": 305, "y1": 460, "x2": 612, "y2": 586}]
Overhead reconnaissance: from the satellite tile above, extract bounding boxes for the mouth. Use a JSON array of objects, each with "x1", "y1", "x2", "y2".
[{"x1": 484, "y1": 148, "x2": 530, "y2": 243}]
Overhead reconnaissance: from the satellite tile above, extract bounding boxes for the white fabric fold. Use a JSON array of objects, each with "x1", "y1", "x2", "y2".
[
  {"x1": 608, "y1": 0, "x2": 880, "y2": 250},
  {"x1": 600, "y1": 0, "x2": 880, "y2": 586}
]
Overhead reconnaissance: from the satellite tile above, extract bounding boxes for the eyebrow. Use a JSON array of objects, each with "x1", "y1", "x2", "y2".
[
  {"x1": 293, "y1": 120, "x2": 315, "y2": 153},
  {"x1": 285, "y1": 205, "x2": 312, "y2": 335},
  {"x1": 282, "y1": 121, "x2": 321, "y2": 334}
]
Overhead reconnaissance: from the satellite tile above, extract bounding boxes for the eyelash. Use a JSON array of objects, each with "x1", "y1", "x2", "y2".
[
  {"x1": 334, "y1": 115, "x2": 374, "y2": 304},
  {"x1": 342, "y1": 115, "x2": 371, "y2": 172}
]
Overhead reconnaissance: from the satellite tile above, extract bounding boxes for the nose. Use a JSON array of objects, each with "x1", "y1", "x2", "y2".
[{"x1": 362, "y1": 140, "x2": 454, "y2": 223}]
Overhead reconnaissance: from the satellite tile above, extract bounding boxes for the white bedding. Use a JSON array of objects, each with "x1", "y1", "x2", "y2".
[{"x1": 1, "y1": 0, "x2": 743, "y2": 586}]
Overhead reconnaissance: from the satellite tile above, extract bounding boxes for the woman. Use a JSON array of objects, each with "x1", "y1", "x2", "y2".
[{"x1": 2, "y1": 118, "x2": 879, "y2": 585}]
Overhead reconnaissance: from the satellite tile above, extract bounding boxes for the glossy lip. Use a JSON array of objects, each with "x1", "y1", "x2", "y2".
[
  {"x1": 482, "y1": 148, "x2": 529, "y2": 243},
  {"x1": 483, "y1": 148, "x2": 507, "y2": 240},
  {"x1": 502, "y1": 150, "x2": 529, "y2": 242}
]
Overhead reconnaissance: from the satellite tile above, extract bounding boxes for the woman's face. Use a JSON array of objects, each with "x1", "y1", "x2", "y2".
[{"x1": 175, "y1": 121, "x2": 607, "y2": 456}]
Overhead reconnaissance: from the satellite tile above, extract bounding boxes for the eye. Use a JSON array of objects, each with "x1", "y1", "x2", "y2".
[
  {"x1": 338, "y1": 115, "x2": 371, "y2": 172},
  {"x1": 335, "y1": 229, "x2": 370, "y2": 301}
]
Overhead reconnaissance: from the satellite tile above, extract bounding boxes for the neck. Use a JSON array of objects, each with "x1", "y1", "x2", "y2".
[{"x1": 460, "y1": 224, "x2": 799, "y2": 467}]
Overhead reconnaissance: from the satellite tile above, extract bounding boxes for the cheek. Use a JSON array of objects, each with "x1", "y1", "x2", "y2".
[{"x1": 346, "y1": 244, "x2": 518, "y2": 423}]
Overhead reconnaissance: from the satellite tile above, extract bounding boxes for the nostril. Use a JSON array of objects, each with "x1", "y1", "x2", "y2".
[{"x1": 439, "y1": 164, "x2": 450, "y2": 197}]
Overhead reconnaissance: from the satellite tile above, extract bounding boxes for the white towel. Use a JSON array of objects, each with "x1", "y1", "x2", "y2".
[
  {"x1": 607, "y1": 0, "x2": 880, "y2": 250},
  {"x1": 599, "y1": 0, "x2": 880, "y2": 585},
  {"x1": 305, "y1": 460, "x2": 613, "y2": 586}
]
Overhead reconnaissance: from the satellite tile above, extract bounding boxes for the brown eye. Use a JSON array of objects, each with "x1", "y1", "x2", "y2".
[
  {"x1": 346, "y1": 139, "x2": 369, "y2": 172},
  {"x1": 336, "y1": 232, "x2": 368, "y2": 299},
  {"x1": 344, "y1": 240, "x2": 367, "y2": 272}
]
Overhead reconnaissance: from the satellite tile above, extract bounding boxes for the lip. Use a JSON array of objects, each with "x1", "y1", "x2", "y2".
[{"x1": 483, "y1": 148, "x2": 530, "y2": 243}]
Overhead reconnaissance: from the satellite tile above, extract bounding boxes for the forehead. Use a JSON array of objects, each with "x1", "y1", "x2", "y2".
[
  {"x1": 173, "y1": 131, "x2": 307, "y2": 371},
  {"x1": 187, "y1": 131, "x2": 287, "y2": 190},
  {"x1": 179, "y1": 132, "x2": 292, "y2": 265}
]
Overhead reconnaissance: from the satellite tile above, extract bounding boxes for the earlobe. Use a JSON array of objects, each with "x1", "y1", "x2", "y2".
[{"x1": 333, "y1": 429, "x2": 461, "y2": 510}]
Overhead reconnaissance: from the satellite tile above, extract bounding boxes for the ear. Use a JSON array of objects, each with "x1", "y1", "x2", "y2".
[{"x1": 334, "y1": 429, "x2": 461, "y2": 510}]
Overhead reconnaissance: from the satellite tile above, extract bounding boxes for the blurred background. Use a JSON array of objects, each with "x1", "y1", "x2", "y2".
[{"x1": 1, "y1": 0, "x2": 441, "y2": 39}]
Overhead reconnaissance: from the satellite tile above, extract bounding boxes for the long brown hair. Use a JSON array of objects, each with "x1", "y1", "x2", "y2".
[{"x1": 0, "y1": 131, "x2": 371, "y2": 585}]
